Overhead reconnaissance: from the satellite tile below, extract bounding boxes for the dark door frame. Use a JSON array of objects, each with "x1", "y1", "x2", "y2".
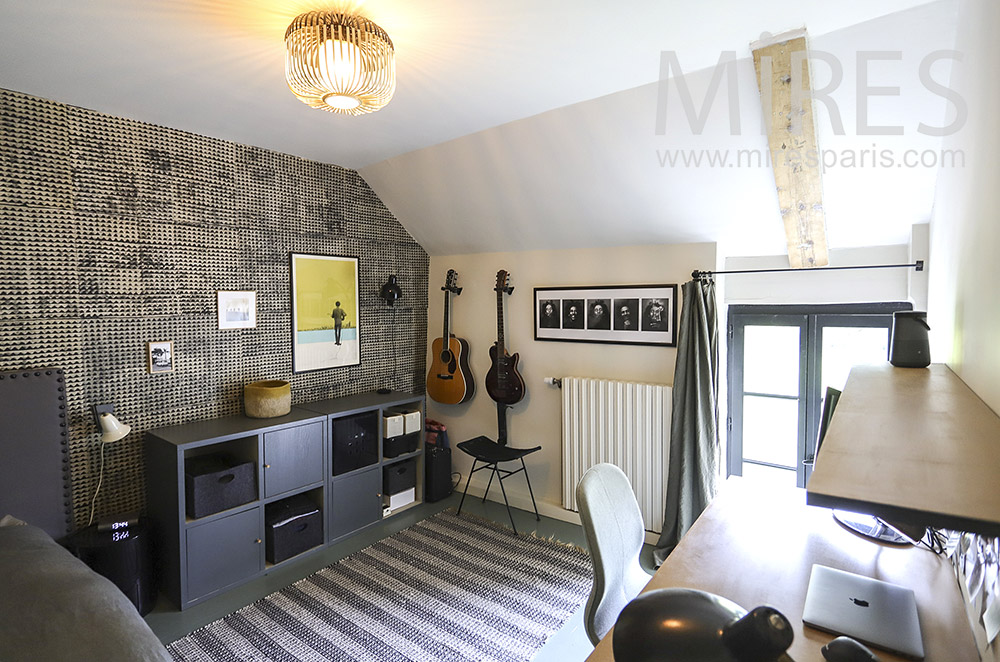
[{"x1": 727, "y1": 302, "x2": 912, "y2": 487}]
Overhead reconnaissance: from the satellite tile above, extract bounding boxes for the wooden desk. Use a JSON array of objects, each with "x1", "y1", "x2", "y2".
[
  {"x1": 586, "y1": 479, "x2": 977, "y2": 662},
  {"x1": 807, "y1": 364, "x2": 1000, "y2": 537}
]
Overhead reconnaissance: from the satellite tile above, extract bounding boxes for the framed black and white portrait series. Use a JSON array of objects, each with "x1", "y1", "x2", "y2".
[{"x1": 533, "y1": 284, "x2": 677, "y2": 347}]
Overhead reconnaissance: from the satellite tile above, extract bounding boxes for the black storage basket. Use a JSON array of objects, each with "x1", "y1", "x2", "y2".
[
  {"x1": 332, "y1": 411, "x2": 379, "y2": 475},
  {"x1": 264, "y1": 494, "x2": 322, "y2": 564},
  {"x1": 383, "y1": 431, "x2": 419, "y2": 458},
  {"x1": 383, "y1": 458, "x2": 417, "y2": 495},
  {"x1": 184, "y1": 454, "x2": 256, "y2": 519}
]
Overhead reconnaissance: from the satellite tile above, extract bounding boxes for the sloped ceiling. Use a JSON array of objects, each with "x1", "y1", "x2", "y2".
[
  {"x1": 0, "y1": 0, "x2": 958, "y2": 256},
  {"x1": 361, "y1": 1, "x2": 960, "y2": 256}
]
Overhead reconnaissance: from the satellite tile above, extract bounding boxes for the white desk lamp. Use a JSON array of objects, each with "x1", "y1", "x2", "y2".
[{"x1": 88, "y1": 405, "x2": 131, "y2": 526}]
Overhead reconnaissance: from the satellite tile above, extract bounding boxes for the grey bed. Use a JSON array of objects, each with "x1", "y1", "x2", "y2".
[{"x1": 0, "y1": 369, "x2": 171, "y2": 662}]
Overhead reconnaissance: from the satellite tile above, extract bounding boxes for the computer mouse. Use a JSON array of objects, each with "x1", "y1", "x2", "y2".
[{"x1": 821, "y1": 636, "x2": 880, "y2": 662}]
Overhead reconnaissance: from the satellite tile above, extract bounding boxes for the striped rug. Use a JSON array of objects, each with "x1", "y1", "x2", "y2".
[{"x1": 167, "y1": 511, "x2": 593, "y2": 662}]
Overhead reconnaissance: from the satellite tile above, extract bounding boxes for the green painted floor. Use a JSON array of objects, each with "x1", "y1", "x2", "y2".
[{"x1": 144, "y1": 490, "x2": 656, "y2": 660}]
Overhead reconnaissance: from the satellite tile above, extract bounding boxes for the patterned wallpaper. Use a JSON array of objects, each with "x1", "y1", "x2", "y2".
[{"x1": 0, "y1": 88, "x2": 429, "y2": 527}]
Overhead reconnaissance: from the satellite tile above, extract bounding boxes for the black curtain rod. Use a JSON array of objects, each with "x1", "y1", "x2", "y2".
[{"x1": 692, "y1": 260, "x2": 923, "y2": 281}]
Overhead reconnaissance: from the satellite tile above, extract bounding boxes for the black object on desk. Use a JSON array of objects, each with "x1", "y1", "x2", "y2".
[
  {"x1": 62, "y1": 518, "x2": 156, "y2": 616},
  {"x1": 613, "y1": 588, "x2": 795, "y2": 662}
]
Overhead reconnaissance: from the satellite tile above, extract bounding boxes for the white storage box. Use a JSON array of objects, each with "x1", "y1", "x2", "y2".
[
  {"x1": 383, "y1": 413, "x2": 404, "y2": 439},
  {"x1": 383, "y1": 487, "x2": 415, "y2": 512},
  {"x1": 402, "y1": 410, "x2": 422, "y2": 435}
]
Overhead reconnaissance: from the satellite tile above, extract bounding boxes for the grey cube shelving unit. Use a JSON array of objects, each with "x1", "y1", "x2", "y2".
[
  {"x1": 297, "y1": 390, "x2": 425, "y2": 543},
  {"x1": 145, "y1": 390, "x2": 424, "y2": 610}
]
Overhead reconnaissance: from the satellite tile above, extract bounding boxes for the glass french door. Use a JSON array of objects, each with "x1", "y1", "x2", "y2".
[
  {"x1": 728, "y1": 315, "x2": 808, "y2": 487},
  {"x1": 728, "y1": 304, "x2": 910, "y2": 488}
]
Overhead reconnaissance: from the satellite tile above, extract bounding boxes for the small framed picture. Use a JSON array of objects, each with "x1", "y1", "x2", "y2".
[
  {"x1": 217, "y1": 291, "x2": 257, "y2": 329},
  {"x1": 147, "y1": 340, "x2": 175, "y2": 374},
  {"x1": 534, "y1": 284, "x2": 678, "y2": 347}
]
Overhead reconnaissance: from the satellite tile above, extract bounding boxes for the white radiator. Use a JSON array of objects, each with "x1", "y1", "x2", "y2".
[{"x1": 561, "y1": 377, "x2": 671, "y2": 533}]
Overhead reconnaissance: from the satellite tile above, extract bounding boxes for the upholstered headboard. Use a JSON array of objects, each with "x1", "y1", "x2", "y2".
[{"x1": 0, "y1": 369, "x2": 72, "y2": 538}]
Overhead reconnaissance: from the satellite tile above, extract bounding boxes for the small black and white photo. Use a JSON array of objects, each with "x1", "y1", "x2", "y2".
[
  {"x1": 587, "y1": 299, "x2": 611, "y2": 330},
  {"x1": 147, "y1": 340, "x2": 175, "y2": 374},
  {"x1": 538, "y1": 299, "x2": 561, "y2": 328},
  {"x1": 217, "y1": 291, "x2": 257, "y2": 329},
  {"x1": 613, "y1": 298, "x2": 639, "y2": 331},
  {"x1": 534, "y1": 285, "x2": 677, "y2": 346},
  {"x1": 641, "y1": 298, "x2": 670, "y2": 332},
  {"x1": 562, "y1": 299, "x2": 584, "y2": 329}
]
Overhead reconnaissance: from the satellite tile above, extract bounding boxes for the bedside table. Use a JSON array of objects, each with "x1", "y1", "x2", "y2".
[{"x1": 62, "y1": 519, "x2": 156, "y2": 616}]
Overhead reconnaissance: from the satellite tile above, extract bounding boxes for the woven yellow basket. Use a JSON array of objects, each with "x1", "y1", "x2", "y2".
[{"x1": 244, "y1": 380, "x2": 291, "y2": 418}]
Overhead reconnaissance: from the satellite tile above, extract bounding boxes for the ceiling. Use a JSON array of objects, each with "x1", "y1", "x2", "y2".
[{"x1": 0, "y1": 0, "x2": 959, "y2": 256}]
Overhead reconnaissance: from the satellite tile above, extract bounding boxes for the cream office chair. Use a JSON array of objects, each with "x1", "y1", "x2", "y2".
[{"x1": 576, "y1": 463, "x2": 654, "y2": 645}]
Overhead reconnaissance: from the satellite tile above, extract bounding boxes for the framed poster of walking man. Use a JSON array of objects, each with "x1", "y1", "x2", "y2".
[
  {"x1": 291, "y1": 253, "x2": 360, "y2": 372},
  {"x1": 533, "y1": 284, "x2": 677, "y2": 347}
]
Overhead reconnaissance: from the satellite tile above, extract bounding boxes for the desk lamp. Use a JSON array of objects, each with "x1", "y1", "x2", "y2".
[
  {"x1": 380, "y1": 275, "x2": 402, "y2": 306},
  {"x1": 376, "y1": 275, "x2": 403, "y2": 394},
  {"x1": 87, "y1": 404, "x2": 131, "y2": 526},
  {"x1": 613, "y1": 588, "x2": 795, "y2": 662}
]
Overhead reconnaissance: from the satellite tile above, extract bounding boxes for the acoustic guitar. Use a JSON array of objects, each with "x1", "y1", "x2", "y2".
[
  {"x1": 426, "y1": 269, "x2": 475, "y2": 405},
  {"x1": 485, "y1": 270, "x2": 525, "y2": 408}
]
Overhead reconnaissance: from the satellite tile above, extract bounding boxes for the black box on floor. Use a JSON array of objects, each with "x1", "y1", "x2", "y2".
[
  {"x1": 264, "y1": 494, "x2": 322, "y2": 564},
  {"x1": 424, "y1": 446, "x2": 453, "y2": 503},
  {"x1": 383, "y1": 431, "x2": 419, "y2": 458},
  {"x1": 64, "y1": 519, "x2": 157, "y2": 616},
  {"x1": 184, "y1": 454, "x2": 256, "y2": 519},
  {"x1": 383, "y1": 457, "x2": 417, "y2": 495},
  {"x1": 333, "y1": 411, "x2": 379, "y2": 475}
]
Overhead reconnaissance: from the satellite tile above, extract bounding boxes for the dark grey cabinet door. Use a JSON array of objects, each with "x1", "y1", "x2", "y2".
[
  {"x1": 263, "y1": 422, "x2": 324, "y2": 497},
  {"x1": 186, "y1": 507, "x2": 261, "y2": 602},
  {"x1": 330, "y1": 466, "x2": 382, "y2": 539}
]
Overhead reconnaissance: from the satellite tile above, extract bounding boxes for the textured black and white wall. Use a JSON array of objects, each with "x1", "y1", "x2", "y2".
[{"x1": 0, "y1": 88, "x2": 429, "y2": 527}]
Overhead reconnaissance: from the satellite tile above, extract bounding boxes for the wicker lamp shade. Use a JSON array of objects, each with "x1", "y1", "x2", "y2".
[{"x1": 285, "y1": 11, "x2": 395, "y2": 115}]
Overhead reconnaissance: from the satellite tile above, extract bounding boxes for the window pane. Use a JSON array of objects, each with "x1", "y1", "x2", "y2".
[
  {"x1": 741, "y1": 462, "x2": 798, "y2": 488},
  {"x1": 742, "y1": 395, "x2": 798, "y2": 467},
  {"x1": 744, "y1": 325, "x2": 800, "y2": 396},
  {"x1": 821, "y1": 327, "x2": 889, "y2": 393}
]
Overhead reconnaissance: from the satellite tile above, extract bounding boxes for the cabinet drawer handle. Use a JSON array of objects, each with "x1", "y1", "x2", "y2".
[
  {"x1": 219, "y1": 474, "x2": 235, "y2": 484},
  {"x1": 255, "y1": 538, "x2": 262, "y2": 544},
  {"x1": 263, "y1": 464, "x2": 271, "y2": 469}
]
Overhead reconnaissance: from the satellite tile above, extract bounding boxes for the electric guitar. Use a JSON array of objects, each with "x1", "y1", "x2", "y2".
[
  {"x1": 485, "y1": 270, "x2": 525, "y2": 408},
  {"x1": 426, "y1": 270, "x2": 475, "y2": 404}
]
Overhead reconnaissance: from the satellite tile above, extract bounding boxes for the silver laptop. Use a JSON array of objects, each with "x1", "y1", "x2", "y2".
[{"x1": 802, "y1": 564, "x2": 925, "y2": 660}]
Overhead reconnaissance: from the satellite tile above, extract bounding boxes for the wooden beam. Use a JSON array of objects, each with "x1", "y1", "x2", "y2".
[{"x1": 753, "y1": 36, "x2": 829, "y2": 268}]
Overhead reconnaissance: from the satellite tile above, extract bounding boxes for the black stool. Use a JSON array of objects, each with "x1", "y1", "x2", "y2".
[{"x1": 456, "y1": 435, "x2": 541, "y2": 533}]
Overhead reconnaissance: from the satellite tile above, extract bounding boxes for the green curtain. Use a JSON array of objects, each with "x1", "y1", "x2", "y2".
[{"x1": 653, "y1": 278, "x2": 719, "y2": 565}]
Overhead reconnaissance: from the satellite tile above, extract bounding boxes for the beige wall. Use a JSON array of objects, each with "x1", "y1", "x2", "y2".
[
  {"x1": 928, "y1": 0, "x2": 1000, "y2": 658},
  {"x1": 928, "y1": 0, "x2": 1000, "y2": 415},
  {"x1": 425, "y1": 242, "x2": 716, "y2": 520}
]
